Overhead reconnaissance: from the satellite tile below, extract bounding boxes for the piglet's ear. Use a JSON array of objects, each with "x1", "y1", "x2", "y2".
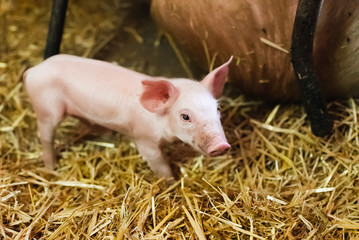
[
  {"x1": 201, "y1": 56, "x2": 233, "y2": 99},
  {"x1": 140, "y1": 80, "x2": 179, "y2": 114}
]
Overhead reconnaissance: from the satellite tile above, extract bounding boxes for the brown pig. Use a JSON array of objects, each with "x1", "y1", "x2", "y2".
[
  {"x1": 24, "y1": 54, "x2": 232, "y2": 178},
  {"x1": 151, "y1": 0, "x2": 359, "y2": 101}
]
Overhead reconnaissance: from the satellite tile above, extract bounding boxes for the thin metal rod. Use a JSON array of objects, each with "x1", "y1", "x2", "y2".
[
  {"x1": 44, "y1": 0, "x2": 68, "y2": 59},
  {"x1": 291, "y1": 0, "x2": 332, "y2": 137}
]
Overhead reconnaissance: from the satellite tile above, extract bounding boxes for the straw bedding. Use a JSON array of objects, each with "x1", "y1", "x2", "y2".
[{"x1": 1, "y1": 1, "x2": 359, "y2": 239}]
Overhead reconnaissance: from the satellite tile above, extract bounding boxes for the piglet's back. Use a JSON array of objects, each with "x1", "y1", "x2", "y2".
[
  {"x1": 24, "y1": 54, "x2": 153, "y2": 129},
  {"x1": 27, "y1": 54, "x2": 148, "y2": 88}
]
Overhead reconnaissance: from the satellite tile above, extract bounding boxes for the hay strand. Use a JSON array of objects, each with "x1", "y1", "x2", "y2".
[{"x1": 260, "y1": 37, "x2": 289, "y2": 54}]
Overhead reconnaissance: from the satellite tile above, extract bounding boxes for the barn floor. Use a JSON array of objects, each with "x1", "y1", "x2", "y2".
[{"x1": 1, "y1": 1, "x2": 359, "y2": 239}]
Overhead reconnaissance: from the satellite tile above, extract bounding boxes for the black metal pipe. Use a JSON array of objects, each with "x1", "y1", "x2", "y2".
[
  {"x1": 44, "y1": 0, "x2": 68, "y2": 59},
  {"x1": 291, "y1": 0, "x2": 332, "y2": 137}
]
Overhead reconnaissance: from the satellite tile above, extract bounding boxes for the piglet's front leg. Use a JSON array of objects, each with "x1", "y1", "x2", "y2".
[{"x1": 135, "y1": 140, "x2": 173, "y2": 179}]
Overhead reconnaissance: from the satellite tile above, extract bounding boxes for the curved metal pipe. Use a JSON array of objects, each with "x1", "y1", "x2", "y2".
[{"x1": 291, "y1": 0, "x2": 332, "y2": 137}]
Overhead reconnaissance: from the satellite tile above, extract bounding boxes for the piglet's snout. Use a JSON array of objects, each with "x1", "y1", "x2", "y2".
[{"x1": 208, "y1": 141, "x2": 231, "y2": 157}]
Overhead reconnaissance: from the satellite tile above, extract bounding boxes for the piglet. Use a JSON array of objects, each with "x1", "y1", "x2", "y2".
[{"x1": 24, "y1": 54, "x2": 232, "y2": 178}]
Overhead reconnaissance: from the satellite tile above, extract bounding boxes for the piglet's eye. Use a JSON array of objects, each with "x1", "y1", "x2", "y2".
[{"x1": 181, "y1": 114, "x2": 191, "y2": 122}]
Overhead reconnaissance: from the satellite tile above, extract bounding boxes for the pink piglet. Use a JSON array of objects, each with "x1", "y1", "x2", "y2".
[{"x1": 24, "y1": 54, "x2": 232, "y2": 178}]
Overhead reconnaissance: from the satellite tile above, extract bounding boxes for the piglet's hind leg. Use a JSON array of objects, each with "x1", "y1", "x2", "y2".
[{"x1": 37, "y1": 119, "x2": 60, "y2": 169}]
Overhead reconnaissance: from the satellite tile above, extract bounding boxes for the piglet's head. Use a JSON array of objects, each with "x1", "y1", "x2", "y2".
[{"x1": 140, "y1": 57, "x2": 232, "y2": 157}]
